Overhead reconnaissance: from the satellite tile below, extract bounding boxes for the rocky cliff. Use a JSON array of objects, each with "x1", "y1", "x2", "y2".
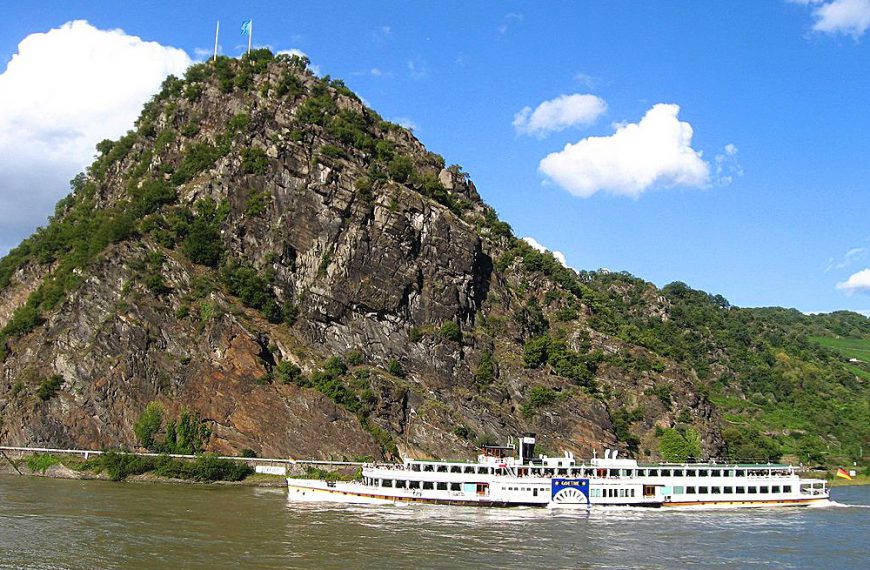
[{"x1": 1, "y1": 50, "x2": 866, "y2": 465}]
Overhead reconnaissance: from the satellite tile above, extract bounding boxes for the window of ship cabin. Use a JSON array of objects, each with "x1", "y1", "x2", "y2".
[
  {"x1": 396, "y1": 480, "x2": 407, "y2": 488},
  {"x1": 383, "y1": 480, "x2": 393, "y2": 488},
  {"x1": 558, "y1": 469, "x2": 568, "y2": 476},
  {"x1": 736, "y1": 486, "x2": 745, "y2": 494},
  {"x1": 661, "y1": 469, "x2": 671, "y2": 477},
  {"x1": 727, "y1": 470, "x2": 736, "y2": 477},
  {"x1": 619, "y1": 489, "x2": 626, "y2": 497},
  {"x1": 760, "y1": 486, "x2": 769, "y2": 494},
  {"x1": 699, "y1": 486, "x2": 709, "y2": 494},
  {"x1": 464, "y1": 466, "x2": 474, "y2": 473},
  {"x1": 711, "y1": 470, "x2": 721, "y2": 477},
  {"x1": 649, "y1": 469, "x2": 659, "y2": 477},
  {"x1": 748, "y1": 487, "x2": 757, "y2": 494},
  {"x1": 409, "y1": 481, "x2": 420, "y2": 489},
  {"x1": 711, "y1": 486, "x2": 721, "y2": 494},
  {"x1": 643, "y1": 485, "x2": 656, "y2": 497},
  {"x1": 411, "y1": 464, "x2": 420, "y2": 472},
  {"x1": 724, "y1": 486, "x2": 733, "y2": 494},
  {"x1": 784, "y1": 486, "x2": 792, "y2": 493},
  {"x1": 699, "y1": 470, "x2": 708, "y2": 477},
  {"x1": 673, "y1": 469, "x2": 683, "y2": 477},
  {"x1": 477, "y1": 467, "x2": 487, "y2": 474},
  {"x1": 450, "y1": 466, "x2": 461, "y2": 473},
  {"x1": 423, "y1": 482, "x2": 434, "y2": 490},
  {"x1": 772, "y1": 486, "x2": 780, "y2": 493},
  {"x1": 437, "y1": 482, "x2": 447, "y2": 491},
  {"x1": 685, "y1": 470, "x2": 695, "y2": 477},
  {"x1": 674, "y1": 486, "x2": 684, "y2": 494},
  {"x1": 630, "y1": 489, "x2": 636, "y2": 497},
  {"x1": 437, "y1": 465, "x2": 448, "y2": 473},
  {"x1": 686, "y1": 486, "x2": 696, "y2": 494},
  {"x1": 424, "y1": 465, "x2": 434, "y2": 472},
  {"x1": 451, "y1": 483, "x2": 460, "y2": 491}
]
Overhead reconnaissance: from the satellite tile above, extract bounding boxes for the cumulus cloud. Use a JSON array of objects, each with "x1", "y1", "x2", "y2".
[
  {"x1": 0, "y1": 20, "x2": 191, "y2": 254},
  {"x1": 538, "y1": 103, "x2": 710, "y2": 198},
  {"x1": 513, "y1": 94, "x2": 607, "y2": 138},
  {"x1": 792, "y1": 0, "x2": 870, "y2": 37},
  {"x1": 522, "y1": 237, "x2": 570, "y2": 269},
  {"x1": 837, "y1": 268, "x2": 870, "y2": 294}
]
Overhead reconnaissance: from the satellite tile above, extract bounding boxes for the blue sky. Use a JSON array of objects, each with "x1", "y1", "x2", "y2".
[{"x1": 1, "y1": 1, "x2": 868, "y2": 315}]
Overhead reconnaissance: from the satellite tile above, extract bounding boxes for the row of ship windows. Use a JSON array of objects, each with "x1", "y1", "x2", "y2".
[
  {"x1": 673, "y1": 485, "x2": 792, "y2": 495},
  {"x1": 410, "y1": 465, "x2": 787, "y2": 478},
  {"x1": 590, "y1": 489, "x2": 637, "y2": 498}
]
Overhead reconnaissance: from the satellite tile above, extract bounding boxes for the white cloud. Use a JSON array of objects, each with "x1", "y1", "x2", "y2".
[
  {"x1": 714, "y1": 143, "x2": 743, "y2": 186},
  {"x1": 513, "y1": 94, "x2": 607, "y2": 138},
  {"x1": 792, "y1": 0, "x2": 870, "y2": 37},
  {"x1": 826, "y1": 245, "x2": 867, "y2": 272},
  {"x1": 0, "y1": 20, "x2": 191, "y2": 254},
  {"x1": 407, "y1": 58, "x2": 427, "y2": 79},
  {"x1": 538, "y1": 103, "x2": 710, "y2": 198},
  {"x1": 837, "y1": 268, "x2": 870, "y2": 294},
  {"x1": 390, "y1": 117, "x2": 418, "y2": 131},
  {"x1": 522, "y1": 237, "x2": 570, "y2": 269}
]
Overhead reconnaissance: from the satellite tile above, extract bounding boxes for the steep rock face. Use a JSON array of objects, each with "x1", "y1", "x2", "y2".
[{"x1": 0, "y1": 51, "x2": 732, "y2": 461}]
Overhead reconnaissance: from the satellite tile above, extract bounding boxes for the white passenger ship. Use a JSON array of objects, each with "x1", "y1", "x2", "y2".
[{"x1": 287, "y1": 434, "x2": 830, "y2": 509}]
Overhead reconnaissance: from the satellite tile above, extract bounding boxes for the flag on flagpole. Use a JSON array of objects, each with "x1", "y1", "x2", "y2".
[
  {"x1": 836, "y1": 467, "x2": 853, "y2": 480},
  {"x1": 241, "y1": 20, "x2": 252, "y2": 36}
]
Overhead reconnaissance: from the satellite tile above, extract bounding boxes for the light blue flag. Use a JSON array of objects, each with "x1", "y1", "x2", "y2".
[{"x1": 241, "y1": 20, "x2": 252, "y2": 36}]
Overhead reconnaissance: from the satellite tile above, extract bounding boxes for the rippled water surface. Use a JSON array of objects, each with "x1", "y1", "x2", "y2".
[{"x1": 0, "y1": 475, "x2": 867, "y2": 569}]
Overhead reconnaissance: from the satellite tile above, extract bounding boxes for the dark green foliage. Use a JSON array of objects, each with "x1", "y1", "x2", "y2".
[
  {"x1": 221, "y1": 263, "x2": 285, "y2": 323},
  {"x1": 610, "y1": 407, "x2": 642, "y2": 453},
  {"x1": 324, "y1": 356, "x2": 348, "y2": 378},
  {"x1": 439, "y1": 321, "x2": 462, "y2": 342},
  {"x1": 474, "y1": 350, "x2": 497, "y2": 387},
  {"x1": 242, "y1": 48, "x2": 274, "y2": 74},
  {"x1": 134, "y1": 401, "x2": 210, "y2": 454},
  {"x1": 275, "y1": 361, "x2": 302, "y2": 384},
  {"x1": 386, "y1": 359, "x2": 405, "y2": 378},
  {"x1": 171, "y1": 142, "x2": 223, "y2": 185},
  {"x1": 523, "y1": 336, "x2": 550, "y2": 368},
  {"x1": 387, "y1": 155, "x2": 414, "y2": 183},
  {"x1": 722, "y1": 426, "x2": 782, "y2": 462},
  {"x1": 276, "y1": 72, "x2": 304, "y2": 97},
  {"x1": 296, "y1": 84, "x2": 338, "y2": 126},
  {"x1": 36, "y1": 375, "x2": 64, "y2": 401},
  {"x1": 409, "y1": 327, "x2": 423, "y2": 342},
  {"x1": 241, "y1": 147, "x2": 268, "y2": 174},
  {"x1": 345, "y1": 350, "x2": 365, "y2": 366},
  {"x1": 83, "y1": 452, "x2": 252, "y2": 482},
  {"x1": 240, "y1": 448, "x2": 257, "y2": 458},
  {"x1": 320, "y1": 144, "x2": 347, "y2": 159},
  {"x1": 522, "y1": 386, "x2": 558, "y2": 417},
  {"x1": 245, "y1": 189, "x2": 270, "y2": 216},
  {"x1": 181, "y1": 199, "x2": 226, "y2": 267}
]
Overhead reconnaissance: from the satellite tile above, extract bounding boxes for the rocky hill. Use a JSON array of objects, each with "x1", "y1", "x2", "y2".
[{"x1": 0, "y1": 50, "x2": 867, "y2": 465}]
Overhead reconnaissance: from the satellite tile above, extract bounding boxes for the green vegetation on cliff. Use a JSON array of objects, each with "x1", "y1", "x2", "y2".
[{"x1": 0, "y1": 48, "x2": 866, "y2": 468}]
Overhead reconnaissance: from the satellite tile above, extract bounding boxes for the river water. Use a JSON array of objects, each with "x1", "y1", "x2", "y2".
[{"x1": 0, "y1": 476, "x2": 867, "y2": 569}]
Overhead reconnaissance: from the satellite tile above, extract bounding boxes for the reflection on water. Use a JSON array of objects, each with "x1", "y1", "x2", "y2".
[{"x1": 0, "y1": 476, "x2": 867, "y2": 569}]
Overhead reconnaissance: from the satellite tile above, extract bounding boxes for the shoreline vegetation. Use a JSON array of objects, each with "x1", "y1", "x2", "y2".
[
  {"x1": 0, "y1": 451, "x2": 865, "y2": 488},
  {"x1": 0, "y1": 451, "x2": 357, "y2": 487}
]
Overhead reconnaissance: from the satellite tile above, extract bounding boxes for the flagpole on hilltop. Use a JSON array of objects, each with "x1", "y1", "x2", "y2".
[
  {"x1": 248, "y1": 20, "x2": 253, "y2": 54},
  {"x1": 213, "y1": 21, "x2": 220, "y2": 61}
]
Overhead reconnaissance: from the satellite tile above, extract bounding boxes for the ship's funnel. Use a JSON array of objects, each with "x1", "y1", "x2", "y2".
[{"x1": 520, "y1": 433, "x2": 536, "y2": 464}]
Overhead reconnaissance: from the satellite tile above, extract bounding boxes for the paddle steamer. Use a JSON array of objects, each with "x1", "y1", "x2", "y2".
[{"x1": 287, "y1": 434, "x2": 829, "y2": 509}]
